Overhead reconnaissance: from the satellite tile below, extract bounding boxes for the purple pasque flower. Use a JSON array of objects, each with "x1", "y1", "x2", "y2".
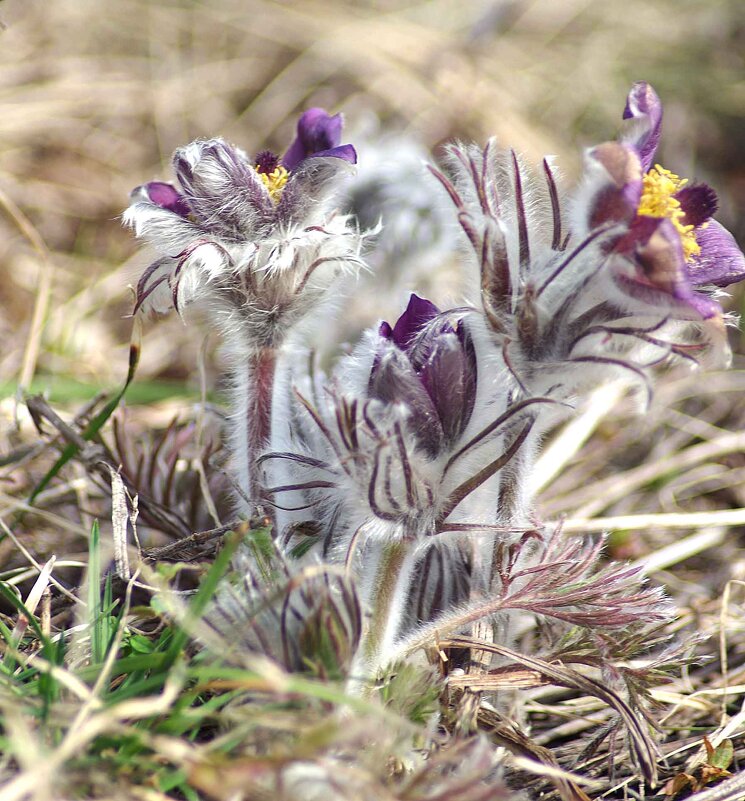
[
  {"x1": 134, "y1": 108, "x2": 356, "y2": 221},
  {"x1": 370, "y1": 294, "x2": 477, "y2": 458},
  {"x1": 124, "y1": 108, "x2": 359, "y2": 338},
  {"x1": 263, "y1": 295, "x2": 484, "y2": 548},
  {"x1": 585, "y1": 81, "x2": 745, "y2": 319},
  {"x1": 427, "y1": 82, "x2": 745, "y2": 412}
]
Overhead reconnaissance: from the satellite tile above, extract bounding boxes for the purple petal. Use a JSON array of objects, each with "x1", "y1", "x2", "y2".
[
  {"x1": 139, "y1": 182, "x2": 191, "y2": 217},
  {"x1": 368, "y1": 347, "x2": 444, "y2": 457},
  {"x1": 307, "y1": 143, "x2": 357, "y2": 165},
  {"x1": 418, "y1": 324, "x2": 477, "y2": 444},
  {"x1": 371, "y1": 309, "x2": 477, "y2": 453},
  {"x1": 617, "y1": 217, "x2": 728, "y2": 319},
  {"x1": 613, "y1": 272, "x2": 720, "y2": 320},
  {"x1": 406, "y1": 313, "x2": 461, "y2": 372},
  {"x1": 173, "y1": 139, "x2": 274, "y2": 236},
  {"x1": 676, "y1": 183, "x2": 718, "y2": 227},
  {"x1": 687, "y1": 220, "x2": 745, "y2": 288},
  {"x1": 281, "y1": 139, "x2": 309, "y2": 173},
  {"x1": 282, "y1": 108, "x2": 344, "y2": 171},
  {"x1": 299, "y1": 108, "x2": 343, "y2": 150},
  {"x1": 390, "y1": 294, "x2": 440, "y2": 350},
  {"x1": 379, "y1": 321, "x2": 393, "y2": 339},
  {"x1": 684, "y1": 292, "x2": 722, "y2": 319},
  {"x1": 617, "y1": 216, "x2": 722, "y2": 318},
  {"x1": 585, "y1": 142, "x2": 643, "y2": 229},
  {"x1": 622, "y1": 81, "x2": 663, "y2": 173}
]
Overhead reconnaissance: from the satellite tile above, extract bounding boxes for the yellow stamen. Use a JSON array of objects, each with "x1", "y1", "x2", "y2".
[
  {"x1": 638, "y1": 164, "x2": 700, "y2": 261},
  {"x1": 257, "y1": 165, "x2": 289, "y2": 203}
]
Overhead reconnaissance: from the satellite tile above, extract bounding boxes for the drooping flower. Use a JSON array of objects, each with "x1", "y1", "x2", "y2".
[
  {"x1": 124, "y1": 107, "x2": 360, "y2": 342},
  {"x1": 264, "y1": 292, "x2": 533, "y2": 554},
  {"x1": 586, "y1": 81, "x2": 745, "y2": 318}
]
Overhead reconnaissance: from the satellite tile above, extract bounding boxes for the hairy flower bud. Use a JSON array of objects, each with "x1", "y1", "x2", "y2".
[{"x1": 370, "y1": 294, "x2": 477, "y2": 458}]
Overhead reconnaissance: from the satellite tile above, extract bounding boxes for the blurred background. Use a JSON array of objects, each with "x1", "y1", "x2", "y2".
[{"x1": 0, "y1": 0, "x2": 743, "y2": 407}]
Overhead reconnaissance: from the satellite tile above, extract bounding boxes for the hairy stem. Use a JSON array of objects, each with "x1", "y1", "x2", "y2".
[
  {"x1": 489, "y1": 446, "x2": 530, "y2": 590},
  {"x1": 359, "y1": 539, "x2": 411, "y2": 674},
  {"x1": 231, "y1": 345, "x2": 277, "y2": 512}
]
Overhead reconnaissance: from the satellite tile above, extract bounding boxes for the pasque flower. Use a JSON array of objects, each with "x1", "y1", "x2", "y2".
[
  {"x1": 586, "y1": 81, "x2": 745, "y2": 319},
  {"x1": 429, "y1": 82, "x2": 745, "y2": 415},
  {"x1": 125, "y1": 107, "x2": 359, "y2": 331},
  {"x1": 269, "y1": 295, "x2": 480, "y2": 545},
  {"x1": 125, "y1": 109, "x2": 362, "y2": 509},
  {"x1": 161, "y1": 88, "x2": 745, "y2": 763}
]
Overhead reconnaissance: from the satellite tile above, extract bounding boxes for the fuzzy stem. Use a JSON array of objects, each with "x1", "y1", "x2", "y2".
[
  {"x1": 360, "y1": 539, "x2": 411, "y2": 672},
  {"x1": 232, "y1": 345, "x2": 277, "y2": 511},
  {"x1": 490, "y1": 452, "x2": 529, "y2": 589}
]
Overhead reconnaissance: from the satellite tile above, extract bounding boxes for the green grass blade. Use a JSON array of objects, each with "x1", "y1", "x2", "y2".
[
  {"x1": 161, "y1": 529, "x2": 247, "y2": 668},
  {"x1": 29, "y1": 324, "x2": 141, "y2": 503},
  {"x1": 88, "y1": 520, "x2": 103, "y2": 664}
]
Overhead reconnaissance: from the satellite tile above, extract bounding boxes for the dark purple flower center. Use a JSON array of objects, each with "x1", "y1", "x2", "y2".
[
  {"x1": 254, "y1": 150, "x2": 281, "y2": 175},
  {"x1": 676, "y1": 183, "x2": 718, "y2": 228}
]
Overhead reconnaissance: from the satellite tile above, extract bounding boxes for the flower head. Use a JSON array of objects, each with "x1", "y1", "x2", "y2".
[
  {"x1": 124, "y1": 108, "x2": 360, "y2": 344},
  {"x1": 275, "y1": 296, "x2": 479, "y2": 532},
  {"x1": 263, "y1": 292, "x2": 525, "y2": 557},
  {"x1": 427, "y1": 82, "x2": 745, "y2": 411},
  {"x1": 586, "y1": 81, "x2": 745, "y2": 318},
  {"x1": 205, "y1": 532, "x2": 361, "y2": 677},
  {"x1": 371, "y1": 294, "x2": 477, "y2": 458}
]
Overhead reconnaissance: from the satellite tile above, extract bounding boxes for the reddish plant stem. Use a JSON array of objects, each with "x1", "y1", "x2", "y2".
[{"x1": 236, "y1": 346, "x2": 277, "y2": 510}]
